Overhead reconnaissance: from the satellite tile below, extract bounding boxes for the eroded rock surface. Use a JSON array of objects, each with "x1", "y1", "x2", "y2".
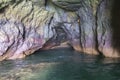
[
  {"x1": 0, "y1": 0, "x2": 120, "y2": 60},
  {"x1": 0, "y1": 0, "x2": 53, "y2": 60}
]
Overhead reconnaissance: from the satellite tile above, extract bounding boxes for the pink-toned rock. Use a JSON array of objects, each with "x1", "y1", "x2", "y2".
[
  {"x1": 0, "y1": 0, "x2": 120, "y2": 61},
  {"x1": 0, "y1": 0, "x2": 54, "y2": 60}
]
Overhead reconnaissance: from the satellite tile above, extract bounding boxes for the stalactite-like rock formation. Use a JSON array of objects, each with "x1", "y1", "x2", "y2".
[{"x1": 0, "y1": 0, "x2": 119, "y2": 61}]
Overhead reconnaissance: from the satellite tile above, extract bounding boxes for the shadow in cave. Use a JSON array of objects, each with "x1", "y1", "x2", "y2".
[
  {"x1": 111, "y1": 0, "x2": 120, "y2": 53},
  {"x1": 0, "y1": 5, "x2": 8, "y2": 13}
]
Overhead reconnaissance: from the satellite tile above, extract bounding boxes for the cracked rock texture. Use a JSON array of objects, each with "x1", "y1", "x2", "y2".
[
  {"x1": 0, "y1": 0, "x2": 120, "y2": 60},
  {"x1": 0, "y1": 0, "x2": 53, "y2": 60}
]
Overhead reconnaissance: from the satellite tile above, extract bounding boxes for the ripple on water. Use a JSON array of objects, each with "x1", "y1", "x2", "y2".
[{"x1": 0, "y1": 48, "x2": 120, "y2": 80}]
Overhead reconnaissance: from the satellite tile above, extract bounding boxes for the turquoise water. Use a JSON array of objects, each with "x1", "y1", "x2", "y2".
[{"x1": 0, "y1": 48, "x2": 120, "y2": 80}]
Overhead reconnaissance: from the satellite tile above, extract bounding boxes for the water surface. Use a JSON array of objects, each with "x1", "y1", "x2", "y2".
[{"x1": 0, "y1": 48, "x2": 120, "y2": 80}]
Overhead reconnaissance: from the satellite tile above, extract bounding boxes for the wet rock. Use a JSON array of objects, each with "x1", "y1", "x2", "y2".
[
  {"x1": 49, "y1": 0, "x2": 120, "y2": 57},
  {"x1": 51, "y1": 0, "x2": 81, "y2": 11},
  {"x1": 0, "y1": 0, "x2": 120, "y2": 60},
  {"x1": 0, "y1": 0, "x2": 53, "y2": 60},
  {"x1": 44, "y1": 0, "x2": 81, "y2": 50},
  {"x1": 77, "y1": 0, "x2": 99, "y2": 55},
  {"x1": 97, "y1": 0, "x2": 119, "y2": 57},
  {"x1": 0, "y1": 0, "x2": 12, "y2": 9}
]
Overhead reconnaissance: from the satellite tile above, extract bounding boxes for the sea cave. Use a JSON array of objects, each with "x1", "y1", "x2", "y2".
[{"x1": 0, "y1": 0, "x2": 120, "y2": 80}]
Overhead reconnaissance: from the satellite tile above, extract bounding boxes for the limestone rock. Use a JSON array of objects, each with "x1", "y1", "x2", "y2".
[
  {"x1": 0, "y1": 0, "x2": 12, "y2": 9},
  {"x1": 51, "y1": 0, "x2": 81, "y2": 11},
  {"x1": 49, "y1": 0, "x2": 120, "y2": 57},
  {"x1": 0, "y1": 0, "x2": 53, "y2": 60},
  {"x1": 0, "y1": 0, "x2": 120, "y2": 61},
  {"x1": 97, "y1": 0, "x2": 119, "y2": 57}
]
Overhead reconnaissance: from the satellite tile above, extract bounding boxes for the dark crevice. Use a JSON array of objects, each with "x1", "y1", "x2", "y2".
[
  {"x1": 77, "y1": 14, "x2": 83, "y2": 49},
  {"x1": 12, "y1": 0, "x2": 24, "y2": 8},
  {"x1": 111, "y1": 0, "x2": 120, "y2": 53},
  {"x1": 0, "y1": 5, "x2": 8, "y2": 13},
  {"x1": 95, "y1": 2, "x2": 102, "y2": 56},
  {"x1": 45, "y1": 0, "x2": 48, "y2": 7},
  {"x1": 47, "y1": 16, "x2": 54, "y2": 38},
  {"x1": 41, "y1": 22, "x2": 69, "y2": 50},
  {"x1": 22, "y1": 24, "x2": 26, "y2": 40}
]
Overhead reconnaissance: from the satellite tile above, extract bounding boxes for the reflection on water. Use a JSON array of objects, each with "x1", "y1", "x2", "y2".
[{"x1": 0, "y1": 48, "x2": 120, "y2": 80}]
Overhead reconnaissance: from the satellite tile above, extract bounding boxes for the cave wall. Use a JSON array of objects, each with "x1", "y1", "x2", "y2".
[{"x1": 0, "y1": 0, "x2": 119, "y2": 60}]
